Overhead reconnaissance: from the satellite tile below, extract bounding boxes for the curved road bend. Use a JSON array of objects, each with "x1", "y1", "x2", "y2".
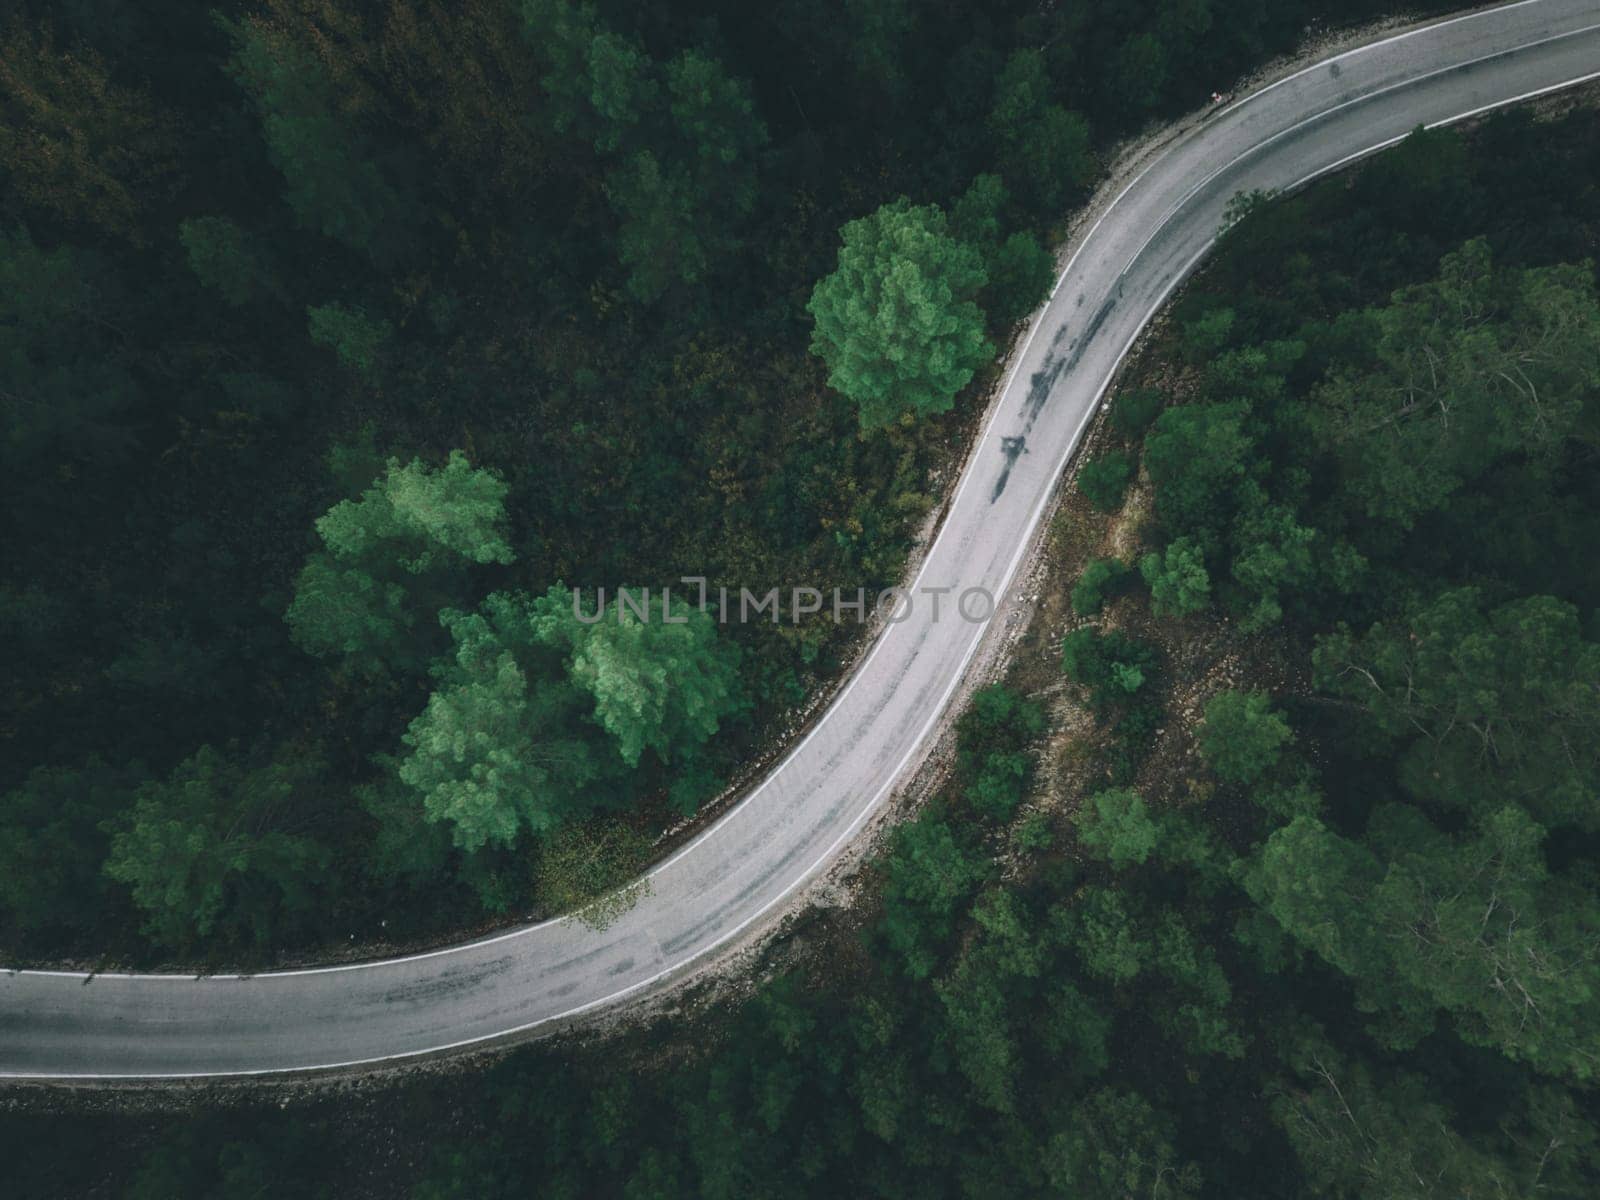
[{"x1": 5, "y1": 0, "x2": 1599, "y2": 1080}]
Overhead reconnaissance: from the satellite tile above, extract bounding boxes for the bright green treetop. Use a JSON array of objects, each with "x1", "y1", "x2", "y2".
[
  {"x1": 807, "y1": 198, "x2": 992, "y2": 429},
  {"x1": 532, "y1": 586, "x2": 744, "y2": 767},
  {"x1": 316, "y1": 450, "x2": 513, "y2": 572},
  {"x1": 286, "y1": 451, "x2": 512, "y2": 668},
  {"x1": 400, "y1": 586, "x2": 743, "y2": 850},
  {"x1": 399, "y1": 596, "x2": 604, "y2": 850},
  {"x1": 1073, "y1": 787, "x2": 1160, "y2": 870}
]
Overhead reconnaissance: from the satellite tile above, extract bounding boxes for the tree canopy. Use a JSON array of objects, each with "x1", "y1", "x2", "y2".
[{"x1": 807, "y1": 198, "x2": 992, "y2": 429}]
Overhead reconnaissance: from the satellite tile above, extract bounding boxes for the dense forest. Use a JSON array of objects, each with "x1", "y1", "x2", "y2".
[
  {"x1": 1, "y1": 0, "x2": 1415, "y2": 962},
  {"x1": 9, "y1": 69, "x2": 1600, "y2": 1200}
]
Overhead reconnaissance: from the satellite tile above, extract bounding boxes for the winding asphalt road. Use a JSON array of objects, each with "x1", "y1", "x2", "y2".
[{"x1": 5, "y1": 0, "x2": 1599, "y2": 1081}]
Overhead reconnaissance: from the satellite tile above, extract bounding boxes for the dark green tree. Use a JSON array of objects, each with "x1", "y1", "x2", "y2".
[
  {"x1": 178, "y1": 216, "x2": 274, "y2": 306},
  {"x1": 1076, "y1": 450, "x2": 1134, "y2": 511},
  {"x1": 103, "y1": 746, "x2": 334, "y2": 950},
  {"x1": 221, "y1": 16, "x2": 412, "y2": 258},
  {"x1": 1198, "y1": 689, "x2": 1292, "y2": 784}
]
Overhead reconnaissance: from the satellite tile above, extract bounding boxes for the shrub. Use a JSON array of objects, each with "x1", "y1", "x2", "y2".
[
  {"x1": 1072, "y1": 556, "x2": 1133, "y2": 616},
  {"x1": 1109, "y1": 387, "x2": 1165, "y2": 438},
  {"x1": 1077, "y1": 451, "x2": 1134, "y2": 512}
]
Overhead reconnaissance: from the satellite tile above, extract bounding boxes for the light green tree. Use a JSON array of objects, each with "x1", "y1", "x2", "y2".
[
  {"x1": 286, "y1": 451, "x2": 512, "y2": 668},
  {"x1": 398, "y1": 594, "x2": 606, "y2": 850},
  {"x1": 1073, "y1": 787, "x2": 1159, "y2": 870},
  {"x1": 400, "y1": 585, "x2": 743, "y2": 849},
  {"x1": 531, "y1": 586, "x2": 744, "y2": 768},
  {"x1": 807, "y1": 199, "x2": 991, "y2": 429},
  {"x1": 315, "y1": 450, "x2": 513, "y2": 572}
]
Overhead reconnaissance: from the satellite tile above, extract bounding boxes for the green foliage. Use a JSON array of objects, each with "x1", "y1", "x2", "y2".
[
  {"x1": 1076, "y1": 449, "x2": 1134, "y2": 511},
  {"x1": 1144, "y1": 400, "x2": 1255, "y2": 533},
  {"x1": 807, "y1": 198, "x2": 991, "y2": 429},
  {"x1": 1180, "y1": 306, "x2": 1236, "y2": 363},
  {"x1": 1062, "y1": 627, "x2": 1154, "y2": 706},
  {"x1": 1071, "y1": 555, "x2": 1132, "y2": 616},
  {"x1": 1062, "y1": 626, "x2": 1164, "y2": 779},
  {"x1": 952, "y1": 171, "x2": 1055, "y2": 327},
  {"x1": 1228, "y1": 495, "x2": 1319, "y2": 631},
  {"x1": 523, "y1": 0, "x2": 658, "y2": 152},
  {"x1": 1139, "y1": 536, "x2": 1210, "y2": 616},
  {"x1": 986, "y1": 232, "x2": 1055, "y2": 328},
  {"x1": 286, "y1": 451, "x2": 512, "y2": 669},
  {"x1": 284, "y1": 554, "x2": 413, "y2": 664},
  {"x1": 0, "y1": 759, "x2": 139, "y2": 940},
  {"x1": 318, "y1": 451, "x2": 513, "y2": 571},
  {"x1": 1109, "y1": 386, "x2": 1165, "y2": 437},
  {"x1": 221, "y1": 15, "x2": 411, "y2": 258},
  {"x1": 1315, "y1": 589, "x2": 1600, "y2": 829},
  {"x1": 1044, "y1": 1088, "x2": 1201, "y2": 1198},
  {"x1": 665, "y1": 50, "x2": 766, "y2": 176},
  {"x1": 1198, "y1": 690, "x2": 1292, "y2": 785},
  {"x1": 1270, "y1": 1031, "x2": 1598, "y2": 1200},
  {"x1": 988, "y1": 49, "x2": 1094, "y2": 213},
  {"x1": 1073, "y1": 787, "x2": 1159, "y2": 869},
  {"x1": 951, "y1": 172, "x2": 1007, "y2": 246},
  {"x1": 103, "y1": 746, "x2": 333, "y2": 950},
  {"x1": 878, "y1": 808, "x2": 987, "y2": 978},
  {"x1": 306, "y1": 302, "x2": 392, "y2": 379},
  {"x1": 534, "y1": 586, "x2": 745, "y2": 768},
  {"x1": 16, "y1": 17, "x2": 1600, "y2": 1197},
  {"x1": 1246, "y1": 806, "x2": 1600, "y2": 1081},
  {"x1": 534, "y1": 818, "x2": 654, "y2": 925},
  {"x1": 955, "y1": 684, "x2": 1044, "y2": 820},
  {"x1": 357, "y1": 771, "x2": 453, "y2": 888},
  {"x1": 10, "y1": 0, "x2": 1437, "y2": 976},
  {"x1": 178, "y1": 216, "x2": 272, "y2": 306},
  {"x1": 399, "y1": 585, "x2": 742, "y2": 851},
  {"x1": 1316, "y1": 240, "x2": 1600, "y2": 530},
  {"x1": 605, "y1": 151, "x2": 708, "y2": 302},
  {"x1": 397, "y1": 591, "x2": 611, "y2": 851}
]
